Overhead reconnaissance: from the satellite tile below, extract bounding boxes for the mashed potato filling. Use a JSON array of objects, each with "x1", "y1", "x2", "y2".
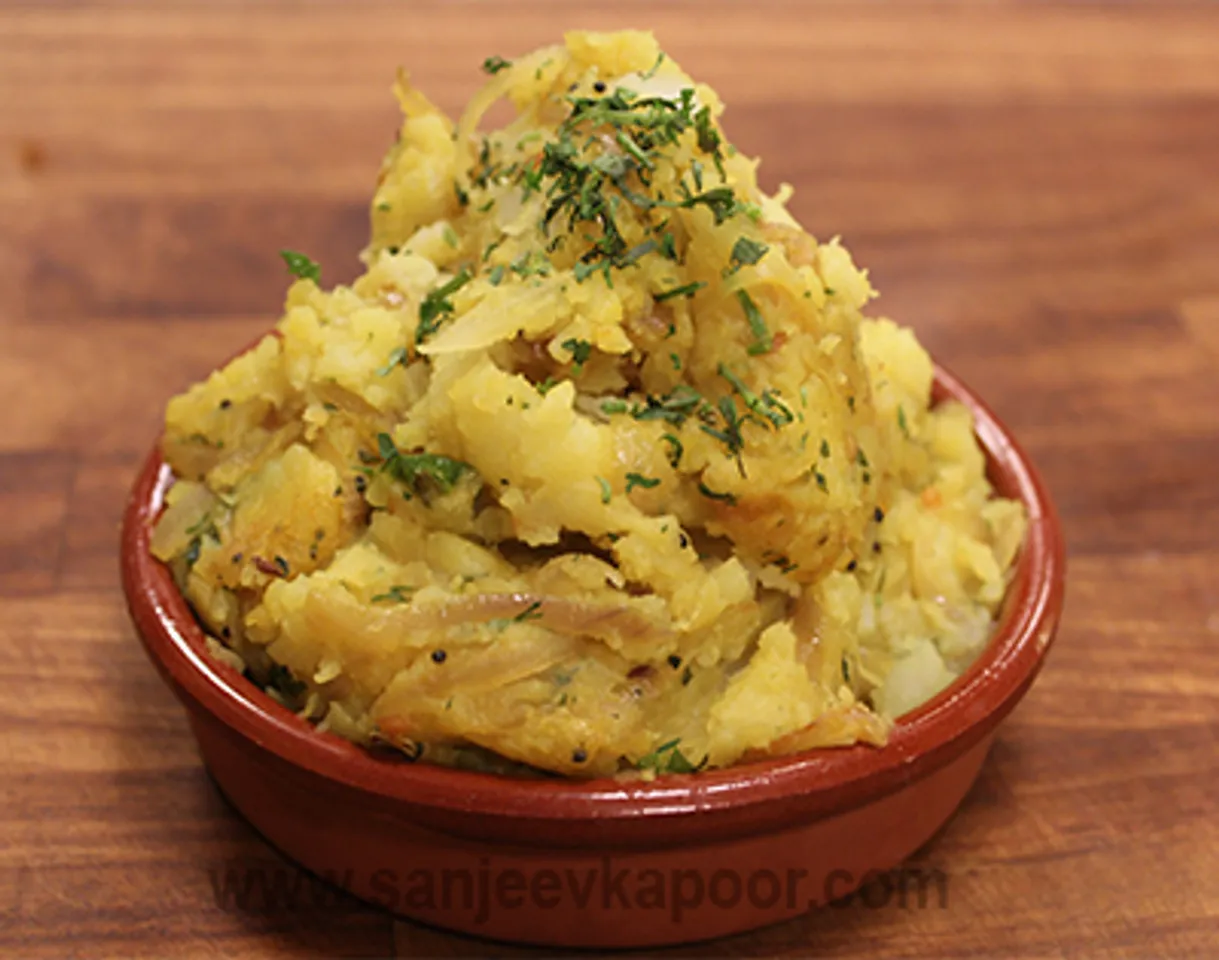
[{"x1": 152, "y1": 31, "x2": 1025, "y2": 778}]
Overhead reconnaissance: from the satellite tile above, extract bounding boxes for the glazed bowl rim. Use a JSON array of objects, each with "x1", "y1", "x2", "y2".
[{"x1": 121, "y1": 359, "x2": 1064, "y2": 823}]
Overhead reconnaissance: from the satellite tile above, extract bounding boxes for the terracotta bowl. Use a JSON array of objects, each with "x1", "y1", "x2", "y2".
[{"x1": 121, "y1": 362, "x2": 1064, "y2": 949}]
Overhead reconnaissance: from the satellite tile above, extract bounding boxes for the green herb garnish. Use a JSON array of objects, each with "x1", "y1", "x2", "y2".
[
  {"x1": 376, "y1": 432, "x2": 474, "y2": 496},
  {"x1": 482, "y1": 55, "x2": 512, "y2": 75},
  {"x1": 562, "y1": 338, "x2": 592, "y2": 374},
  {"x1": 717, "y1": 364, "x2": 792, "y2": 430},
  {"x1": 631, "y1": 385, "x2": 703, "y2": 426},
  {"x1": 726, "y1": 236, "x2": 769, "y2": 274},
  {"x1": 699, "y1": 395, "x2": 746, "y2": 472},
  {"x1": 280, "y1": 250, "x2": 320, "y2": 283},
  {"x1": 514, "y1": 601, "x2": 543, "y2": 622},
  {"x1": 371, "y1": 585, "x2": 415, "y2": 604},
  {"x1": 636, "y1": 738, "x2": 707, "y2": 775},
  {"x1": 697, "y1": 481, "x2": 737, "y2": 505},
  {"x1": 625, "y1": 472, "x2": 660, "y2": 493},
  {"x1": 736, "y1": 290, "x2": 771, "y2": 355},
  {"x1": 415, "y1": 269, "x2": 473, "y2": 344},
  {"x1": 375, "y1": 346, "x2": 409, "y2": 377},
  {"x1": 654, "y1": 281, "x2": 706, "y2": 302},
  {"x1": 660, "y1": 433, "x2": 683, "y2": 468},
  {"x1": 510, "y1": 249, "x2": 552, "y2": 278}
]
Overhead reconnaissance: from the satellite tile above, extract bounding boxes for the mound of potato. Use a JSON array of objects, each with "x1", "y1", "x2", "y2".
[{"x1": 152, "y1": 30, "x2": 1025, "y2": 778}]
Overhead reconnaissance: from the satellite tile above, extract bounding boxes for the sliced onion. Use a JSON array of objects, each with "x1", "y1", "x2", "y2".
[
  {"x1": 384, "y1": 591, "x2": 676, "y2": 649},
  {"x1": 750, "y1": 703, "x2": 892, "y2": 758}
]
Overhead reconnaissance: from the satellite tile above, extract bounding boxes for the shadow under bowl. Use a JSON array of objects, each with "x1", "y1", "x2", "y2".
[{"x1": 121, "y1": 362, "x2": 1065, "y2": 948}]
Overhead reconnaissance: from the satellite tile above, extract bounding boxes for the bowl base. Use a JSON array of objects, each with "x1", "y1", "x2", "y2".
[{"x1": 196, "y1": 707, "x2": 991, "y2": 948}]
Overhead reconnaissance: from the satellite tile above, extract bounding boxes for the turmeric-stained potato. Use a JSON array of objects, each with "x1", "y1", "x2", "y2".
[{"x1": 153, "y1": 30, "x2": 1026, "y2": 778}]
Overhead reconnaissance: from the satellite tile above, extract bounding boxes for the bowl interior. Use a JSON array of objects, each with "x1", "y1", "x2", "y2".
[{"x1": 122, "y1": 361, "x2": 1064, "y2": 824}]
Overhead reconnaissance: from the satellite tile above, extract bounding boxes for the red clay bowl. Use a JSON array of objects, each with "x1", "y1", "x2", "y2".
[{"x1": 121, "y1": 361, "x2": 1064, "y2": 949}]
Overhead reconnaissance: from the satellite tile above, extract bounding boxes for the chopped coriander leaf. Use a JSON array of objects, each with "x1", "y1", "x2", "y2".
[
  {"x1": 655, "y1": 281, "x2": 705, "y2": 302},
  {"x1": 637, "y1": 737, "x2": 707, "y2": 775},
  {"x1": 488, "y1": 264, "x2": 506, "y2": 286},
  {"x1": 632, "y1": 384, "x2": 704, "y2": 425},
  {"x1": 736, "y1": 289, "x2": 772, "y2": 355},
  {"x1": 857, "y1": 449, "x2": 870, "y2": 468},
  {"x1": 510, "y1": 249, "x2": 551, "y2": 278},
  {"x1": 533, "y1": 84, "x2": 747, "y2": 287},
  {"x1": 697, "y1": 481, "x2": 737, "y2": 505},
  {"x1": 814, "y1": 471, "x2": 829, "y2": 492},
  {"x1": 371, "y1": 585, "x2": 415, "y2": 604},
  {"x1": 640, "y1": 51, "x2": 666, "y2": 80},
  {"x1": 482, "y1": 55, "x2": 512, "y2": 74},
  {"x1": 596, "y1": 476, "x2": 612, "y2": 504},
  {"x1": 658, "y1": 230, "x2": 678, "y2": 260},
  {"x1": 625, "y1": 472, "x2": 661, "y2": 493},
  {"x1": 727, "y1": 236, "x2": 769, "y2": 274},
  {"x1": 280, "y1": 249, "x2": 320, "y2": 283},
  {"x1": 660, "y1": 433, "x2": 683, "y2": 468},
  {"x1": 762, "y1": 390, "x2": 795, "y2": 425},
  {"x1": 415, "y1": 269, "x2": 473, "y2": 344},
  {"x1": 375, "y1": 201, "x2": 392, "y2": 212},
  {"x1": 482, "y1": 237, "x2": 505, "y2": 262},
  {"x1": 717, "y1": 364, "x2": 791, "y2": 430},
  {"x1": 615, "y1": 130, "x2": 655, "y2": 170},
  {"x1": 620, "y1": 237, "x2": 658, "y2": 266},
  {"x1": 442, "y1": 225, "x2": 460, "y2": 249},
  {"x1": 562, "y1": 338, "x2": 593, "y2": 374},
  {"x1": 514, "y1": 600, "x2": 543, "y2": 622},
  {"x1": 573, "y1": 259, "x2": 613, "y2": 286},
  {"x1": 454, "y1": 183, "x2": 470, "y2": 206},
  {"x1": 693, "y1": 105, "x2": 725, "y2": 177},
  {"x1": 536, "y1": 376, "x2": 558, "y2": 396},
  {"x1": 740, "y1": 202, "x2": 764, "y2": 222},
  {"x1": 679, "y1": 185, "x2": 738, "y2": 224},
  {"x1": 820, "y1": 438, "x2": 831, "y2": 458},
  {"x1": 601, "y1": 399, "x2": 628, "y2": 415},
  {"x1": 476, "y1": 198, "x2": 496, "y2": 213},
  {"x1": 699, "y1": 395, "x2": 746, "y2": 468},
  {"x1": 377, "y1": 432, "x2": 474, "y2": 494},
  {"x1": 520, "y1": 163, "x2": 545, "y2": 199},
  {"x1": 897, "y1": 406, "x2": 910, "y2": 436},
  {"x1": 669, "y1": 352, "x2": 682, "y2": 371},
  {"x1": 375, "y1": 346, "x2": 409, "y2": 377}
]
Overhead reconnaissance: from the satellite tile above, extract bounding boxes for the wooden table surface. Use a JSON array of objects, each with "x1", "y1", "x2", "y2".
[{"x1": 3, "y1": 2, "x2": 1217, "y2": 957}]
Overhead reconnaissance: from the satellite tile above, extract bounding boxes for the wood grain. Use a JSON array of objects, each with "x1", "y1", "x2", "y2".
[{"x1": 2, "y1": 2, "x2": 1217, "y2": 957}]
